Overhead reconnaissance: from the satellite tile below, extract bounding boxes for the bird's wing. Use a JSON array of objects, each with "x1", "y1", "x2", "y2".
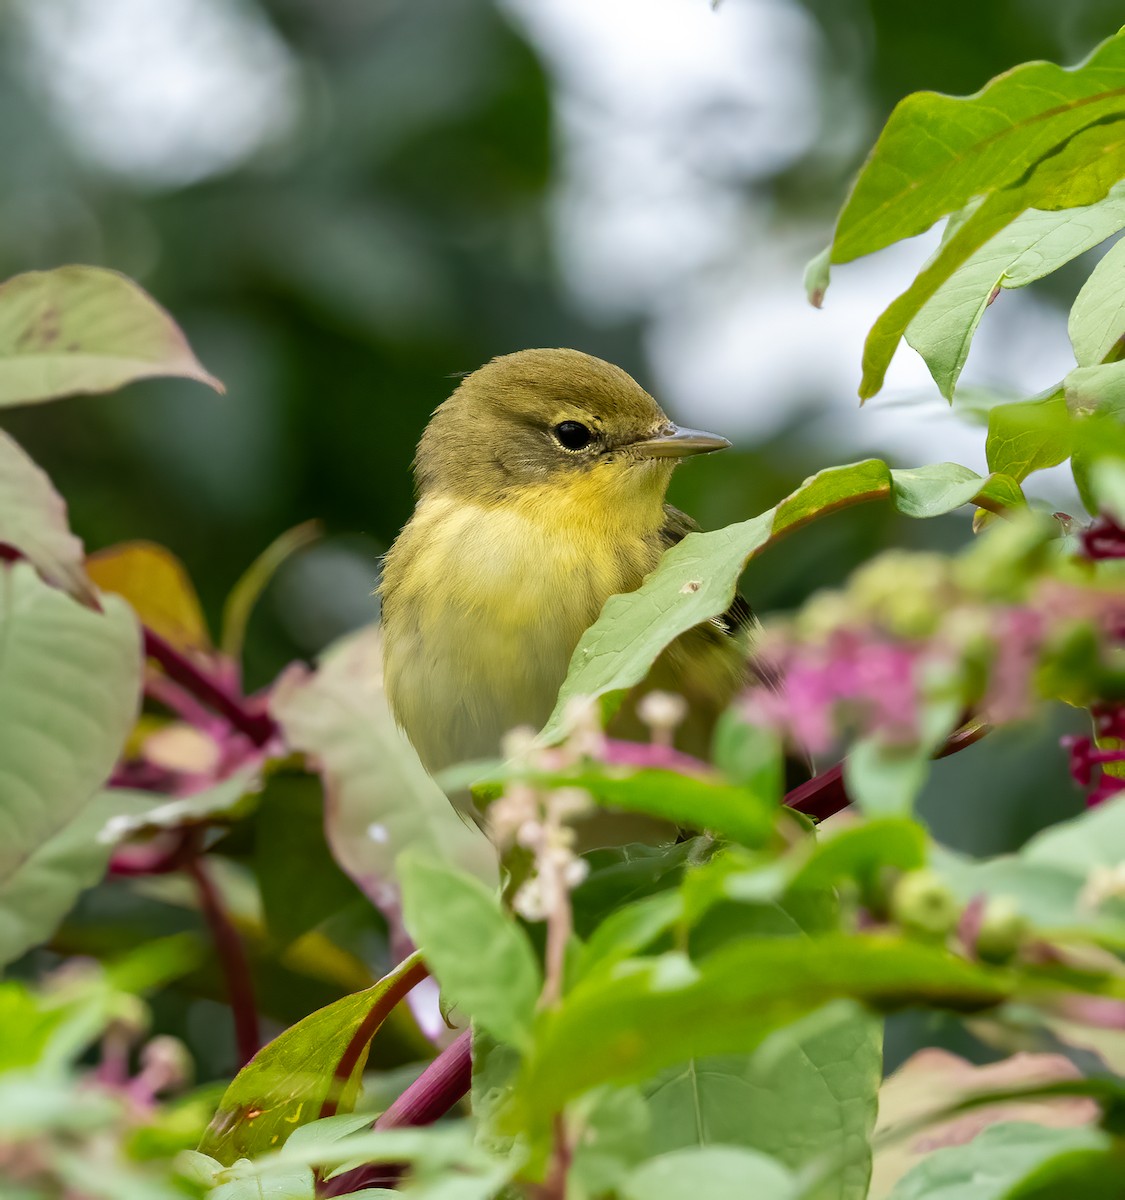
[{"x1": 660, "y1": 504, "x2": 754, "y2": 638}]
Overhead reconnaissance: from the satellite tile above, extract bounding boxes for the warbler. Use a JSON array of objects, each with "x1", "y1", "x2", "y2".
[{"x1": 380, "y1": 348, "x2": 752, "y2": 775}]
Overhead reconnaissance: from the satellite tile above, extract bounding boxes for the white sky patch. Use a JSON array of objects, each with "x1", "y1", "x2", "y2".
[
  {"x1": 13, "y1": 0, "x2": 301, "y2": 187},
  {"x1": 504, "y1": 0, "x2": 1082, "y2": 506}
]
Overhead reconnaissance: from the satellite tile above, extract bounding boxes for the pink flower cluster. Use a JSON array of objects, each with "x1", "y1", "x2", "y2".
[
  {"x1": 746, "y1": 629, "x2": 933, "y2": 757},
  {"x1": 1062, "y1": 705, "x2": 1125, "y2": 808}
]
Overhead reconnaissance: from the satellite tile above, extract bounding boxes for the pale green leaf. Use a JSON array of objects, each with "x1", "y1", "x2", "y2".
[
  {"x1": 1069, "y1": 232, "x2": 1125, "y2": 365},
  {"x1": 0, "y1": 790, "x2": 152, "y2": 968},
  {"x1": 860, "y1": 116, "x2": 1125, "y2": 399},
  {"x1": 0, "y1": 562, "x2": 141, "y2": 887},
  {"x1": 622, "y1": 1145, "x2": 796, "y2": 1200},
  {"x1": 220, "y1": 520, "x2": 322, "y2": 663},
  {"x1": 0, "y1": 266, "x2": 222, "y2": 406},
  {"x1": 0, "y1": 429, "x2": 93, "y2": 602},
  {"x1": 1063, "y1": 360, "x2": 1125, "y2": 414},
  {"x1": 1087, "y1": 457, "x2": 1125, "y2": 521},
  {"x1": 906, "y1": 191, "x2": 1125, "y2": 396},
  {"x1": 399, "y1": 851, "x2": 540, "y2": 1049},
  {"x1": 270, "y1": 625, "x2": 497, "y2": 922},
  {"x1": 887, "y1": 1122, "x2": 1107, "y2": 1200}
]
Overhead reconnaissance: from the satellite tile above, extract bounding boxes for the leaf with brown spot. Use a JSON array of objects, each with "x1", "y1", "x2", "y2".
[{"x1": 0, "y1": 266, "x2": 223, "y2": 407}]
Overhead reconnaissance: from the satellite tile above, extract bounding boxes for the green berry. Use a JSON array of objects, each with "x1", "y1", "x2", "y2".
[{"x1": 891, "y1": 869, "x2": 961, "y2": 939}]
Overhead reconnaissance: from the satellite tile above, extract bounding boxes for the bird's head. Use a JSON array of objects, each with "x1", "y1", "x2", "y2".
[{"x1": 414, "y1": 348, "x2": 729, "y2": 523}]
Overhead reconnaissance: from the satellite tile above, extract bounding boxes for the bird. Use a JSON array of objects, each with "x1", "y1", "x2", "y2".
[{"x1": 379, "y1": 348, "x2": 753, "y2": 777}]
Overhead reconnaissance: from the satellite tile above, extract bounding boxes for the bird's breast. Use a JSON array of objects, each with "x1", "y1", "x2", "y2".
[{"x1": 380, "y1": 490, "x2": 659, "y2": 772}]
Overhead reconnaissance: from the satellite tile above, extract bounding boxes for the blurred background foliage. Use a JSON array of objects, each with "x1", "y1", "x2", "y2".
[{"x1": 3, "y1": 0, "x2": 1122, "y2": 1077}]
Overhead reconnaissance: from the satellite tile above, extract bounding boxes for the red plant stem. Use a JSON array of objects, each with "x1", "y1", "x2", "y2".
[
  {"x1": 186, "y1": 856, "x2": 260, "y2": 1067},
  {"x1": 377, "y1": 1028, "x2": 473, "y2": 1130},
  {"x1": 319, "y1": 1029, "x2": 473, "y2": 1198},
  {"x1": 319, "y1": 956, "x2": 432, "y2": 1120},
  {"x1": 784, "y1": 761, "x2": 847, "y2": 820},
  {"x1": 142, "y1": 628, "x2": 275, "y2": 748},
  {"x1": 144, "y1": 670, "x2": 217, "y2": 729},
  {"x1": 783, "y1": 720, "x2": 992, "y2": 821}
]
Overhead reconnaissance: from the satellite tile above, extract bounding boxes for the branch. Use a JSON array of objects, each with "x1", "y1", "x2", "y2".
[
  {"x1": 186, "y1": 856, "x2": 260, "y2": 1067},
  {"x1": 783, "y1": 720, "x2": 992, "y2": 820},
  {"x1": 319, "y1": 955, "x2": 431, "y2": 1120},
  {"x1": 142, "y1": 627, "x2": 276, "y2": 748},
  {"x1": 318, "y1": 1029, "x2": 473, "y2": 1197}
]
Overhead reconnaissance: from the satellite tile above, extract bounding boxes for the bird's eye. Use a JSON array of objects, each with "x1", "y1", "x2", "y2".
[{"x1": 553, "y1": 420, "x2": 593, "y2": 451}]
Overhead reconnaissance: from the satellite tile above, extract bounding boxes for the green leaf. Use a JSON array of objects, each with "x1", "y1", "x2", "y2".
[
  {"x1": 517, "y1": 935, "x2": 1011, "y2": 1126},
  {"x1": 860, "y1": 115, "x2": 1125, "y2": 399},
  {"x1": 1004, "y1": 1146, "x2": 1125, "y2": 1200},
  {"x1": 906, "y1": 191, "x2": 1125, "y2": 397},
  {"x1": 932, "y1": 845, "x2": 1125, "y2": 949},
  {"x1": 270, "y1": 625, "x2": 497, "y2": 931},
  {"x1": 253, "y1": 774, "x2": 368, "y2": 946},
  {"x1": 786, "y1": 819, "x2": 928, "y2": 895},
  {"x1": 568, "y1": 1085, "x2": 652, "y2": 1199},
  {"x1": 1063, "y1": 360, "x2": 1125, "y2": 414},
  {"x1": 468, "y1": 761, "x2": 777, "y2": 849},
  {"x1": 398, "y1": 851, "x2": 540, "y2": 1049},
  {"x1": 1070, "y1": 231, "x2": 1125, "y2": 366},
  {"x1": 1023, "y1": 794, "x2": 1125, "y2": 872},
  {"x1": 986, "y1": 396, "x2": 1072, "y2": 482},
  {"x1": 0, "y1": 563, "x2": 141, "y2": 945},
  {"x1": 578, "y1": 890, "x2": 684, "y2": 980},
  {"x1": 890, "y1": 463, "x2": 1026, "y2": 518},
  {"x1": 644, "y1": 1004, "x2": 881, "y2": 1200},
  {"x1": 0, "y1": 266, "x2": 222, "y2": 406},
  {"x1": 843, "y1": 665, "x2": 964, "y2": 818},
  {"x1": 711, "y1": 712, "x2": 784, "y2": 799},
  {"x1": 220, "y1": 520, "x2": 321, "y2": 663},
  {"x1": 1087, "y1": 457, "x2": 1125, "y2": 522},
  {"x1": 826, "y1": 30, "x2": 1125, "y2": 268},
  {"x1": 0, "y1": 429, "x2": 94, "y2": 603},
  {"x1": 198, "y1": 952, "x2": 428, "y2": 1165},
  {"x1": 621, "y1": 1145, "x2": 796, "y2": 1200},
  {"x1": 0, "y1": 790, "x2": 152, "y2": 969},
  {"x1": 887, "y1": 1122, "x2": 1107, "y2": 1200},
  {"x1": 545, "y1": 460, "x2": 1018, "y2": 742}
]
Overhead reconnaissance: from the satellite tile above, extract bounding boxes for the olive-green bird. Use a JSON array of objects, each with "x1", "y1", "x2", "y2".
[{"x1": 380, "y1": 348, "x2": 752, "y2": 775}]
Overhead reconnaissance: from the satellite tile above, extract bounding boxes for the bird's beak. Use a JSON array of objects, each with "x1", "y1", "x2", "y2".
[{"x1": 632, "y1": 424, "x2": 732, "y2": 458}]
